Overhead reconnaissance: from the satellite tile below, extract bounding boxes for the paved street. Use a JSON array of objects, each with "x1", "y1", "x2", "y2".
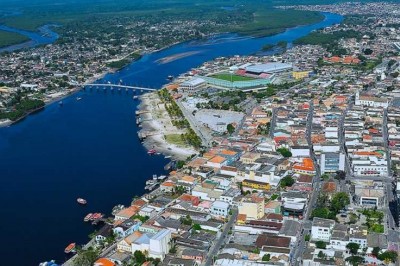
[
  {"x1": 203, "y1": 208, "x2": 238, "y2": 266},
  {"x1": 176, "y1": 99, "x2": 212, "y2": 147}
]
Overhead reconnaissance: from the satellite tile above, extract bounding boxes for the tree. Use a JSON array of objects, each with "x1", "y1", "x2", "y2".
[
  {"x1": 134, "y1": 250, "x2": 146, "y2": 264},
  {"x1": 276, "y1": 147, "x2": 292, "y2": 157},
  {"x1": 372, "y1": 247, "x2": 381, "y2": 257},
  {"x1": 181, "y1": 215, "x2": 192, "y2": 225},
  {"x1": 280, "y1": 175, "x2": 295, "y2": 188},
  {"x1": 335, "y1": 170, "x2": 346, "y2": 180},
  {"x1": 315, "y1": 241, "x2": 327, "y2": 249},
  {"x1": 330, "y1": 192, "x2": 350, "y2": 213},
  {"x1": 262, "y1": 254, "x2": 270, "y2": 261},
  {"x1": 176, "y1": 161, "x2": 185, "y2": 169},
  {"x1": 74, "y1": 248, "x2": 100, "y2": 266},
  {"x1": 305, "y1": 234, "x2": 310, "y2": 241},
  {"x1": 346, "y1": 242, "x2": 360, "y2": 255},
  {"x1": 227, "y1": 123, "x2": 235, "y2": 135},
  {"x1": 346, "y1": 256, "x2": 364, "y2": 266},
  {"x1": 192, "y1": 224, "x2": 202, "y2": 231},
  {"x1": 364, "y1": 48, "x2": 373, "y2": 55},
  {"x1": 378, "y1": 251, "x2": 398, "y2": 263},
  {"x1": 317, "y1": 251, "x2": 326, "y2": 259}
]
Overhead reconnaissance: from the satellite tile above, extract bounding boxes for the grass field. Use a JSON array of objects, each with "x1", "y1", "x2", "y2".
[
  {"x1": 165, "y1": 134, "x2": 187, "y2": 147},
  {"x1": 0, "y1": 30, "x2": 29, "y2": 48},
  {"x1": 211, "y1": 73, "x2": 255, "y2": 82}
]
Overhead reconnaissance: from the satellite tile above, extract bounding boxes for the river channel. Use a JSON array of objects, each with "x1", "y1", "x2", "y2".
[{"x1": 0, "y1": 12, "x2": 342, "y2": 265}]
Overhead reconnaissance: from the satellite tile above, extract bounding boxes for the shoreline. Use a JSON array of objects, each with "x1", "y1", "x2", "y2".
[
  {"x1": 0, "y1": 71, "x2": 108, "y2": 128},
  {"x1": 138, "y1": 92, "x2": 198, "y2": 161},
  {"x1": 0, "y1": 11, "x2": 333, "y2": 128}
]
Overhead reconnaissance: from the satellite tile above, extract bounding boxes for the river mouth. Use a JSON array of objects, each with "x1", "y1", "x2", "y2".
[{"x1": 0, "y1": 12, "x2": 342, "y2": 265}]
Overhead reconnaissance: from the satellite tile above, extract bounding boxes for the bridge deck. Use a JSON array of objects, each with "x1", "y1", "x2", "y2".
[{"x1": 75, "y1": 83, "x2": 156, "y2": 91}]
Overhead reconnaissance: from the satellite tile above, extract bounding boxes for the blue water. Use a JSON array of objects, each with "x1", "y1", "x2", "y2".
[
  {"x1": 0, "y1": 24, "x2": 59, "y2": 53},
  {"x1": 0, "y1": 12, "x2": 342, "y2": 265}
]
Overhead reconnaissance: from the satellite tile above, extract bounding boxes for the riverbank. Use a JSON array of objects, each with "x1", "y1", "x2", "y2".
[
  {"x1": 0, "y1": 71, "x2": 108, "y2": 128},
  {"x1": 138, "y1": 92, "x2": 197, "y2": 161}
]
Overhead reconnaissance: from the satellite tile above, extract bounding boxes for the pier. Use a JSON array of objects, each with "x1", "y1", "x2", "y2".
[{"x1": 138, "y1": 131, "x2": 161, "y2": 140}]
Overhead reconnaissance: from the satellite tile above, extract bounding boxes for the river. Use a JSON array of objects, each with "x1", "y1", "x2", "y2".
[
  {"x1": 0, "y1": 12, "x2": 342, "y2": 265},
  {"x1": 0, "y1": 24, "x2": 59, "y2": 53}
]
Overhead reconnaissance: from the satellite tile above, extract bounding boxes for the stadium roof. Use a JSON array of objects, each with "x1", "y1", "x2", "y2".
[{"x1": 245, "y1": 62, "x2": 292, "y2": 74}]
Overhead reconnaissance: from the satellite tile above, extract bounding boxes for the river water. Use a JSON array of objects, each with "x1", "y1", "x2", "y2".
[
  {"x1": 0, "y1": 12, "x2": 342, "y2": 265},
  {"x1": 0, "y1": 24, "x2": 59, "y2": 53}
]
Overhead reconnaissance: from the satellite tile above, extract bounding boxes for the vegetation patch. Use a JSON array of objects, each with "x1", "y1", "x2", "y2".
[
  {"x1": 0, "y1": 30, "x2": 29, "y2": 48},
  {"x1": 165, "y1": 134, "x2": 187, "y2": 147}
]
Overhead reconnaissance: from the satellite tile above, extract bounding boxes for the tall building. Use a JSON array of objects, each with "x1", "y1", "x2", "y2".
[{"x1": 320, "y1": 153, "x2": 345, "y2": 173}]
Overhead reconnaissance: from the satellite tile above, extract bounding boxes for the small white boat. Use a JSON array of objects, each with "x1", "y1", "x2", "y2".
[
  {"x1": 77, "y1": 198, "x2": 87, "y2": 205},
  {"x1": 76, "y1": 97, "x2": 82, "y2": 101}
]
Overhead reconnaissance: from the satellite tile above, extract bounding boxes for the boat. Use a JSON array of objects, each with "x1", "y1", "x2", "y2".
[
  {"x1": 64, "y1": 243, "x2": 76, "y2": 254},
  {"x1": 39, "y1": 260, "x2": 59, "y2": 266},
  {"x1": 133, "y1": 95, "x2": 139, "y2": 100},
  {"x1": 146, "y1": 180, "x2": 156, "y2": 185},
  {"x1": 91, "y1": 213, "x2": 104, "y2": 220},
  {"x1": 112, "y1": 204, "x2": 125, "y2": 215},
  {"x1": 77, "y1": 198, "x2": 87, "y2": 205},
  {"x1": 165, "y1": 155, "x2": 171, "y2": 159},
  {"x1": 147, "y1": 149, "x2": 156, "y2": 155},
  {"x1": 84, "y1": 213, "x2": 93, "y2": 222},
  {"x1": 76, "y1": 97, "x2": 82, "y2": 101},
  {"x1": 58, "y1": 101, "x2": 63, "y2": 106},
  {"x1": 167, "y1": 75, "x2": 173, "y2": 80}
]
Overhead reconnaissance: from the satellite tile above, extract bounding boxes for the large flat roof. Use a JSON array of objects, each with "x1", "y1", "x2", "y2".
[{"x1": 245, "y1": 62, "x2": 292, "y2": 74}]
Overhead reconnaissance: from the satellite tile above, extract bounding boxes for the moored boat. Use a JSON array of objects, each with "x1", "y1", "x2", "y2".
[
  {"x1": 64, "y1": 243, "x2": 76, "y2": 254},
  {"x1": 147, "y1": 149, "x2": 156, "y2": 155},
  {"x1": 84, "y1": 213, "x2": 93, "y2": 222},
  {"x1": 77, "y1": 198, "x2": 87, "y2": 205}
]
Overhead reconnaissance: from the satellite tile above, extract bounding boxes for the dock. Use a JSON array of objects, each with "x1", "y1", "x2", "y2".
[
  {"x1": 135, "y1": 110, "x2": 150, "y2": 116},
  {"x1": 138, "y1": 131, "x2": 161, "y2": 140}
]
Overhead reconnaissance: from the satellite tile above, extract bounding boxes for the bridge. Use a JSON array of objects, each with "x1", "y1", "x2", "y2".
[{"x1": 75, "y1": 83, "x2": 157, "y2": 92}]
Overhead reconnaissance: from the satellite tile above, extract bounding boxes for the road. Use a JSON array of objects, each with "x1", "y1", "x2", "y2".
[
  {"x1": 203, "y1": 208, "x2": 238, "y2": 266},
  {"x1": 176, "y1": 99, "x2": 212, "y2": 147}
]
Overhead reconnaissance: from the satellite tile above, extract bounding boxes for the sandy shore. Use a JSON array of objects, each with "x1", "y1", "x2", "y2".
[{"x1": 138, "y1": 92, "x2": 198, "y2": 161}]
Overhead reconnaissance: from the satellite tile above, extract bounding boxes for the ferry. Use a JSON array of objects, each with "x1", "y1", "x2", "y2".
[
  {"x1": 64, "y1": 243, "x2": 76, "y2": 254},
  {"x1": 147, "y1": 149, "x2": 156, "y2": 155},
  {"x1": 77, "y1": 198, "x2": 87, "y2": 205},
  {"x1": 84, "y1": 213, "x2": 93, "y2": 222}
]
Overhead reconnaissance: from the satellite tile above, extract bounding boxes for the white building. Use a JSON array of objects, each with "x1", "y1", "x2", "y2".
[
  {"x1": 210, "y1": 200, "x2": 230, "y2": 217},
  {"x1": 149, "y1": 229, "x2": 172, "y2": 260},
  {"x1": 355, "y1": 91, "x2": 389, "y2": 108},
  {"x1": 179, "y1": 77, "x2": 206, "y2": 93},
  {"x1": 311, "y1": 218, "x2": 335, "y2": 242}
]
